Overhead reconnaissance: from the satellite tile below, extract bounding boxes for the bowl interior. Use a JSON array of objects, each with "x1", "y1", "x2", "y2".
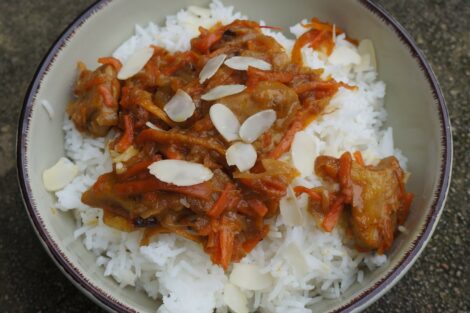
[{"x1": 19, "y1": 0, "x2": 449, "y2": 312}]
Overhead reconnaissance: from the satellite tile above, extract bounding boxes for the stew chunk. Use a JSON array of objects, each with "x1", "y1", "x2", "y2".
[
  {"x1": 315, "y1": 153, "x2": 411, "y2": 253},
  {"x1": 67, "y1": 63, "x2": 120, "y2": 137}
]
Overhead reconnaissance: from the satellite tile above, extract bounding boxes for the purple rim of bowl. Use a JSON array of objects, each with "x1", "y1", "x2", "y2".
[{"x1": 16, "y1": 0, "x2": 452, "y2": 312}]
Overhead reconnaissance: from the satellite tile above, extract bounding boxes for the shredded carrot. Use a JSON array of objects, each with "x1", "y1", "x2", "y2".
[
  {"x1": 301, "y1": 17, "x2": 344, "y2": 34},
  {"x1": 238, "y1": 178, "x2": 286, "y2": 198},
  {"x1": 219, "y1": 224, "x2": 235, "y2": 270},
  {"x1": 293, "y1": 186, "x2": 322, "y2": 201},
  {"x1": 98, "y1": 85, "x2": 115, "y2": 107},
  {"x1": 248, "y1": 199, "x2": 268, "y2": 217},
  {"x1": 208, "y1": 184, "x2": 234, "y2": 218},
  {"x1": 136, "y1": 129, "x2": 226, "y2": 156},
  {"x1": 236, "y1": 204, "x2": 256, "y2": 217},
  {"x1": 76, "y1": 76, "x2": 107, "y2": 92},
  {"x1": 114, "y1": 177, "x2": 213, "y2": 200},
  {"x1": 338, "y1": 152, "x2": 353, "y2": 203},
  {"x1": 293, "y1": 81, "x2": 340, "y2": 94},
  {"x1": 353, "y1": 151, "x2": 365, "y2": 166},
  {"x1": 120, "y1": 86, "x2": 131, "y2": 108},
  {"x1": 261, "y1": 132, "x2": 272, "y2": 149},
  {"x1": 301, "y1": 17, "x2": 359, "y2": 45},
  {"x1": 209, "y1": 231, "x2": 221, "y2": 264},
  {"x1": 292, "y1": 29, "x2": 326, "y2": 65},
  {"x1": 321, "y1": 197, "x2": 343, "y2": 232},
  {"x1": 115, "y1": 115, "x2": 134, "y2": 153},
  {"x1": 98, "y1": 57, "x2": 123, "y2": 71},
  {"x1": 191, "y1": 26, "x2": 225, "y2": 54},
  {"x1": 267, "y1": 119, "x2": 303, "y2": 159}
]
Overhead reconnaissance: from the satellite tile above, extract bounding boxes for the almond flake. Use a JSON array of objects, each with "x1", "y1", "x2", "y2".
[
  {"x1": 223, "y1": 283, "x2": 249, "y2": 313},
  {"x1": 230, "y1": 263, "x2": 273, "y2": 291},
  {"x1": 199, "y1": 54, "x2": 227, "y2": 84},
  {"x1": 328, "y1": 45, "x2": 361, "y2": 66},
  {"x1": 280, "y1": 186, "x2": 303, "y2": 226},
  {"x1": 164, "y1": 89, "x2": 195, "y2": 122},
  {"x1": 145, "y1": 121, "x2": 164, "y2": 131},
  {"x1": 358, "y1": 39, "x2": 377, "y2": 70},
  {"x1": 148, "y1": 160, "x2": 213, "y2": 186},
  {"x1": 239, "y1": 109, "x2": 276, "y2": 143},
  {"x1": 226, "y1": 142, "x2": 257, "y2": 172},
  {"x1": 209, "y1": 103, "x2": 240, "y2": 142},
  {"x1": 42, "y1": 157, "x2": 78, "y2": 191},
  {"x1": 291, "y1": 131, "x2": 316, "y2": 177},
  {"x1": 201, "y1": 84, "x2": 246, "y2": 101},
  {"x1": 284, "y1": 243, "x2": 309, "y2": 277},
  {"x1": 118, "y1": 46, "x2": 154, "y2": 80},
  {"x1": 225, "y1": 56, "x2": 272, "y2": 71}
]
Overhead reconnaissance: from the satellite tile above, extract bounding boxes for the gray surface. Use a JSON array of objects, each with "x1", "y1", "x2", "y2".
[{"x1": 0, "y1": 0, "x2": 468, "y2": 312}]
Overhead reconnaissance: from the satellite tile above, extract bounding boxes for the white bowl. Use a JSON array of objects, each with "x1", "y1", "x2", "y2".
[{"x1": 17, "y1": 0, "x2": 452, "y2": 312}]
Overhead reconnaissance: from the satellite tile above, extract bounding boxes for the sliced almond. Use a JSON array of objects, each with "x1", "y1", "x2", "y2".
[
  {"x1": 280, "y1": 186, "x2": 303, "y2": 226},
  {"x1": 224, "y1": 56, "x2": 272, "y2": 71},
  {"x1": 223, "y1": 283, "x2": 249, "y2": 313},
  {"x1": 209, "y1": 103, "x2": 240, "y2": 142},
  {"x1": 226, "y1": 142, "x2": 257, "y2": 172},
  {"x1": 118, "y1": 46, "x2": 154, "y2": 80},
  {"x1": 284, "y1": 243, "x2": 309, "y2": 277},
  {"x1": 148, "y1": 160, "x2": 213, "y2": 186},
  {"x1": 163, "y1": 89, "x2": 195, "y2": 122},
  {"x1": 230, "y1": 263, "x2": 273, "y2": 291},
  {"x1": 291, "y1": 131, "x2": 316, "y2": 177},
  {"x1": 199, "y1": 54, "x2": 227, "y2": 84},
  {"x1": 239, "y1": 110, "x2": 276, "y2": 143},
  {"x1": 201, "y1": 84, "x2": 246, "y2": 101},
  {"x1": 42, "y1": 157, "x2": 78, "y2": 191},
  {"x1": 328, "y1": 45, "x2": 361, "y2": 66},
  {"x1": 358, "y1": 39, "x2": 377, "y2": 70},
  {"x1": 145, "y1": 121, "x2": 164, "y2": 131}
]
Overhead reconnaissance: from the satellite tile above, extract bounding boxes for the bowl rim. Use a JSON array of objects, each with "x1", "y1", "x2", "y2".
[{"x1": 16, "y1": 0, "x2": 452, "y2": 312}]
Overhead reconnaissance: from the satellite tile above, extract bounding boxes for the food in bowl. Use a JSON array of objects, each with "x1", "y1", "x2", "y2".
[{"x1": 43, "y1": 1, "x2": 413, "y2": 312}]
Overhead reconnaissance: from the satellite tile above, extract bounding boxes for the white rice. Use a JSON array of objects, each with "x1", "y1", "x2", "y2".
[{"x1": 55, "y1": 1, "x2": 406, "y2": 312}]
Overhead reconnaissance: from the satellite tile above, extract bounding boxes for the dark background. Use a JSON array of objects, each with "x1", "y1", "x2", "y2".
[{"x1": 0, "y1": 0, "x2": 468, "y2": 312}]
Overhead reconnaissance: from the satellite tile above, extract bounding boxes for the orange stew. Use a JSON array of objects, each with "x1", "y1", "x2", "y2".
[{"x1": 67, "y1": 18, "x2": 412, "y2": 269}]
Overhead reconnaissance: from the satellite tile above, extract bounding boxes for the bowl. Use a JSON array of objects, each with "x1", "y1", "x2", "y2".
[{"x1": 17, "y1": 0, "x2": 452, "y2": 312}]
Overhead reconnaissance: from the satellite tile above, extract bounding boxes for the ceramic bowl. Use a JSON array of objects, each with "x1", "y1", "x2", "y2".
[{"x1": 17, "y1": 0, "x2": 452, "y2": 312}]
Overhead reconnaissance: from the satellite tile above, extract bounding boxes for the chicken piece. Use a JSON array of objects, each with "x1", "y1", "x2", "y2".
[
  {"x1": 315, "y1": 154, "x2": 410, "y2": 253},
  {"x1": 81, "y1": 172, "x2": 186, "y2": 220},
  {"x1": 67, "y1": 62, "x2": 120, "y2": 136}
]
